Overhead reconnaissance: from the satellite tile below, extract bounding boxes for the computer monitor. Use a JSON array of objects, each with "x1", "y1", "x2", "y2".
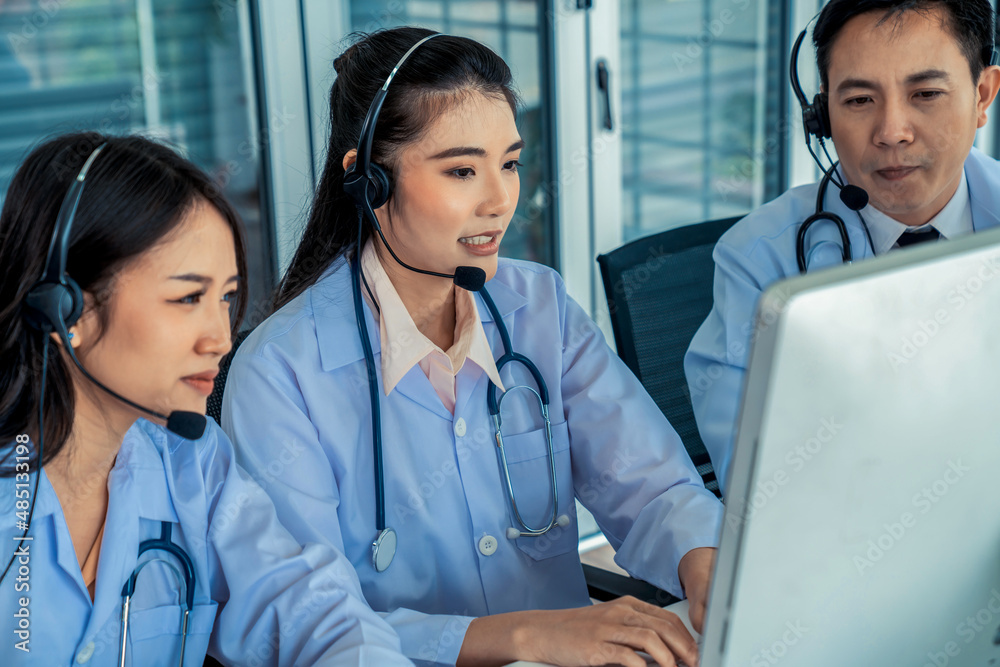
[{"x1": 701, "y1": 226, "x2": 1000, "y2": 667}]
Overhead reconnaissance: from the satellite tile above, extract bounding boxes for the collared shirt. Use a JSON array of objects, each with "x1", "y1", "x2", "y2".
[
  {"x1": 861, "y1": 169, "x2": 973, "y2": 255},
  {"x1": 0, "y1": 419, "x2": 412, "y2": 666},
  {"x1": 359, "y1": 241, "x2": 504, "y2": 414}
]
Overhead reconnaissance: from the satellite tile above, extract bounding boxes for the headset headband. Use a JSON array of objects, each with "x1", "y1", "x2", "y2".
[
  {"x1": 353, "y1": 33, "x2": 444, "y2": 183},
  {"x1": 41, "y1": 144, "x2": 106, "y2": 286}
]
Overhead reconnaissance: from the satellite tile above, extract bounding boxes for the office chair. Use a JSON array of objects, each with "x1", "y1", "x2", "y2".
[
  {"x1": 206, "y1": 329, "x2": 253, "y2": 425},
  {"x1": 597, "y1": 216, "x2": 742, "y2": 499}
]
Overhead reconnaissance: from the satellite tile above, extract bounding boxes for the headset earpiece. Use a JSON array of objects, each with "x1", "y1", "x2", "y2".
[
  {"x1": 790, "y1": 30, "x2": 832, "y2": 141},
  {"x1": 344, "y1": 160, "x2": 393, "y2": 219},
  {"x1": 808, "y1": 92, "x2": 831, "y2": 140},
  {"x1": 365, "y1": 163, "x2": 392, "y2": 209},
  {"x1": 347, "y1": 33, "x2": 446, "y2": 230},
  {"x1": 344, "y1": 161, "x2": 392, "y2": 212},
  {"x1": 24, "y1": 278, "x2": 84, "y2": 334},
  {"x1": 23, "y1": 144, "x2": 105, "y2": 336}
]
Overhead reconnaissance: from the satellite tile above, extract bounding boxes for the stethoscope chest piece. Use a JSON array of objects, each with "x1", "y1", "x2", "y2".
[{"x1": 372, "y1": 526, "x2": 397, "y2": 572}]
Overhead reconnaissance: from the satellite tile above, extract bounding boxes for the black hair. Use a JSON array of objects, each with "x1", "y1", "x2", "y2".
[
  {"x1": 0, "y1": 132, "x2": 249, "y2": 472},
  {"x1": 814, "y1": 0, "x2": 997, "y2": 89},
  {"x1": 273, "y1": 26, "x2": 519, "y2": 310}
]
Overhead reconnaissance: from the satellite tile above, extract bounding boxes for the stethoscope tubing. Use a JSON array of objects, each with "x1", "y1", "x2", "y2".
[
  {"x1": 796, "y1": 161, "x2": 876, "y2": 273},
  {"x1": 351, "y1": 249, "x2": 565, "y2": 554},
  {"x1": 491, "y1": 386, "x2": 560, "y2": 536},
  {"x1": 118, "y1": 522, "x2": 195, "y2": 667},
  {"x1": 796, "y1": 165, "x2": 853, "y2": 273},
  {"x1": 351, "y1": 250, "x2": 387, "y2": 533},
  {"x1": 476, "y1": 287, "x2": 562, "y2": 537}
]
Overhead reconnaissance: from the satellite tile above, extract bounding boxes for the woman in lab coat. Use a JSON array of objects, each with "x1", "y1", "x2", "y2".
[
  {"x1": 0, "y1": 132, "x2": 411, "y2": 666},
  {"x1": 224, "y1": 28, "x2": 722, "y2": 667}
]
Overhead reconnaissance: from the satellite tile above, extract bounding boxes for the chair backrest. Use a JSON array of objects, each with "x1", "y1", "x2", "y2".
[
  {"x1": 597, "y1": 216, "x2": 741, "y2": 498},
  {"x1": 206, "y1": 329, "x2": 253, "y2": 425}
]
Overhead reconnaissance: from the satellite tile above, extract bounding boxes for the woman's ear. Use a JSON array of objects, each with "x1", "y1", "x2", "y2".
[
  {"x1": 342, "y1": 149, "x2": 358, "y2": 172},
  {"x1": 50, "y1": 291, "x2": 100, "y2": 350}
]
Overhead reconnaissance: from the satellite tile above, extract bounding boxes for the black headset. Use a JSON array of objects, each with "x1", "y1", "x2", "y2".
[
  {"x1": 22, "y1": 146, "x2": 104, "y2": 340},
  {"x1": 791, "y1": 28, "x2": 872, "y2": 273},
  {"x1": 342, "y1": 33, "x2": 486, "y2": 291},
  {"x1": 790, "y1": 29, "x2": 831, "y2": 143}
]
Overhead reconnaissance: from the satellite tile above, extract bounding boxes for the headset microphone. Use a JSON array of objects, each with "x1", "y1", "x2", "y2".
[
  {"x1": 840, "y1": 184, "x2": 868, "y2": 211},
  {"x1": 452, "y1": 265, "x2": 487, "y2": 292}
]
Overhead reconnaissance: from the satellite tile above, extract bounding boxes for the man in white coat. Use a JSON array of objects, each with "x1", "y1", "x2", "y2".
[{"x1": 685, "y1": 0, "x2": 1000, "y2": 494}]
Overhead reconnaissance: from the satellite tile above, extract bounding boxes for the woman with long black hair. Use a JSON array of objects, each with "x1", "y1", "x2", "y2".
[
  {"x1": 0, "y1": 132, "x2": 411, "y2": 665},
  {"x1": 226, "y1": 28, "x2": 721, "y2": 667}
]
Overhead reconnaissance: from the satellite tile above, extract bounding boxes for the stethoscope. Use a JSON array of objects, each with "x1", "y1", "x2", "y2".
[
  {"x1": 789, "y1": 28, "x2": 876, "y2": 275},
  {"x1": 119, "y1": 521, "x2": 196, "y2": 667},
  {"x1": 350, "y1": 249, "x2": 568, "y2": 573},
  {"x1": 796, "y1": 161, "x2": 876, "y2": 273}
]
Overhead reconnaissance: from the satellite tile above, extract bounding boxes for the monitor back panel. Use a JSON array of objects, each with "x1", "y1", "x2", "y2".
[{"x1": 702, "y1": 229, "x2": 1000, "y2": 667}]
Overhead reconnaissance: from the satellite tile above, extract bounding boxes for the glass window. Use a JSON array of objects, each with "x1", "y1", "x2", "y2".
[
  {"x1": 346, "y1": 0, "x2": 556, "y2": 268},
  {"x1": 620, "y1": 0, "x2": 786, "y2": 240},
  {"x1": 0, "y1": 0, "x2": 272, "y2": 325}
]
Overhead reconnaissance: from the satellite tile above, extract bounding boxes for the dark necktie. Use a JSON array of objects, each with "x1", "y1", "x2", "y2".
[{"x1": 896, "y1": 227, "x2": 941, "y2": 248}]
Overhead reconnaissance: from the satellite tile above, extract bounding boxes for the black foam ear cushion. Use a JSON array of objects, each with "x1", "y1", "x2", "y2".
[
  {"x1": 343, "y1": 163, "x2": 369, "y2": 209},
  {"x1": 366, "y1": 163, "x2": 392, "y2": 209},
  {"x1": 23, "y1": 278, "x2": 84, "y2": 334},
  {"x1": 806, "y1": 93, "x2": 831, "y2": 140},
  {"x1": 343, "y1": 163, "x2": 393, "y2": 211}
]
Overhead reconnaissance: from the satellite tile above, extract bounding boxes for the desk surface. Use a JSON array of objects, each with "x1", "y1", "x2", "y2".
[{"x1": 505, "y1": 599, "x2": 698, "y2": 667}]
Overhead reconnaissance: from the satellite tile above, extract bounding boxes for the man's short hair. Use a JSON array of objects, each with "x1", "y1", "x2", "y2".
[{"x1": 813, "y1": 0, "x2": 997, "y2": 88}]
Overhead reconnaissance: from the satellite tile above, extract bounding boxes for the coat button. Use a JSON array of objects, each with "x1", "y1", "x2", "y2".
[
  {"x1": 454, "y1": 418, "x2": 467, "y2": 437},
  {"x1": 478, "y1": 534, "x2": 498, "y2": 556},
  {"x1": 76, "y1": 641, "x2": 95, "y2": 663}
]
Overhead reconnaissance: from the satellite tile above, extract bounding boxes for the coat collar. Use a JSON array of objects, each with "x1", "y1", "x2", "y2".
[
  {"x1": 4, "y1": 420, "x2": 182, "y2": 629},
  {"x1": 966, "y1": 147, "x2": 1000, "y2": 232},
  {"x1": 312, "y1": 256, "x2": 529, "y2": 373},
  {"x1": 16, "y1": 419, "x2": 179, "y2": 525}
]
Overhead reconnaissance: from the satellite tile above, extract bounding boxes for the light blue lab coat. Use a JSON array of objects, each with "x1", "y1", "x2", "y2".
[
  {"x1": 684, "y1": 147, "x2": 1000, "y2": 495},
  {"x1": 0, "y1": 418, "x2": 412, "y2": 666},
  {"x1": 223, "y1": 257, "x2": 724, "y2": 666}
]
